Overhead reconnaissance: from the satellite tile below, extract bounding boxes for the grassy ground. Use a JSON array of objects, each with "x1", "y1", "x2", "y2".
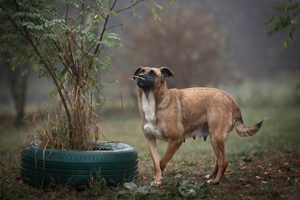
[
  {"x1": 0, "y1": 103, "x2": 300, "y2": 199},
  {"x1": 1, "y1": 76, "x2": 300, "y2": 199}
]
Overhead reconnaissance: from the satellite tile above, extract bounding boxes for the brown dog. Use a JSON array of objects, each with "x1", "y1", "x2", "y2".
[{"x1": 134, "y1": 66, "x2": 263, "y2": 186}]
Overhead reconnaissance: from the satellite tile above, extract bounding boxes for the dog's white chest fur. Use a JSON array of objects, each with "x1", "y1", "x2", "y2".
[
  {"x1": 142, "y1": 91, "x2": 156, "y2": 123},
  {"x1": 141, "y1": 91, "x2": 166, "y2": 141}
]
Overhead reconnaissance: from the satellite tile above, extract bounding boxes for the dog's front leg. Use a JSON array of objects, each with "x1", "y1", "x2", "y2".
[
  {"x1": 160, "y1": 139, "x2": 182, "y2": 175},
  {"x1": 147, "y1": 138, "x2": 162, "y2": 186}
]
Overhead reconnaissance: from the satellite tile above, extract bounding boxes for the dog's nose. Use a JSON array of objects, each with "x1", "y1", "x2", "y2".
[{"x1": 139, "y1": 73, "x2": 146, "y2": 78}]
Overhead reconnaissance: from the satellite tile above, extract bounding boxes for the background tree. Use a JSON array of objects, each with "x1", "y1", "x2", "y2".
[
  {"x1": 121, "y1": 5, "x2": 235, "y2": 89},
  {"x1": 6, "y1": 61, "x2": 28, "y2": 126},
  {"x1": 0, "y1": 27, "x2": 28, "y2": 126}
]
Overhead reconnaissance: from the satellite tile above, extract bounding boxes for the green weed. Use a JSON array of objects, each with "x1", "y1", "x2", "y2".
[
  {"x1": 0, "y1": 169, "x2": 24, "y2": 199},
  {"x1": 255, "y1": 184, "x2": 281, "y2": 198}
]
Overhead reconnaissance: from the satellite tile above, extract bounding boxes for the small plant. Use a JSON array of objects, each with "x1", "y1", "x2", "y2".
[
  {"x1": 177, "y1": 180, "x2": 207, "y2": 198},
  {"x1": 117, "y1": 182, "x2": 162, "y2": 199},
  {"x1": 84, "y1": 170, "x2": 106, "y2": 196}
]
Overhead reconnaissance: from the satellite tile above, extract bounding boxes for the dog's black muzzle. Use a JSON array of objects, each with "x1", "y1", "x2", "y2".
[{"x1": 136, "y1": 74, "x2": 155, "y2": 89}]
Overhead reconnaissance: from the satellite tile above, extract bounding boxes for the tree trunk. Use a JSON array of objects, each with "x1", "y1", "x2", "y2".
[{"x1": 6, "y1": 63, "x2": 28, "y2": 126}]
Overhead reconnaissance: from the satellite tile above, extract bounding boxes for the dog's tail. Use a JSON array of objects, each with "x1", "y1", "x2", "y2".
[{"x1": 233, "y1": 110, "x2": 263, "y2": 137}]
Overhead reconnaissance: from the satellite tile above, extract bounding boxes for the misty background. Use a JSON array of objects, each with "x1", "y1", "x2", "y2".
[{"x1": 0, "y1": 0, "x2": 299, "y2": 125}]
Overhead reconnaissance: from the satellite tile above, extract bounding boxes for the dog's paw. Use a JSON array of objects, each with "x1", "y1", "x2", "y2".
[
  {"x1": 151, "y1": 181, "x2": 162, "y2": 187},
  {"x1": 207, "y1": 179, "x2": 219, "y2": 185},
  {"x1": 204, "y1": 175, "x2": 210, "y2": 179}
]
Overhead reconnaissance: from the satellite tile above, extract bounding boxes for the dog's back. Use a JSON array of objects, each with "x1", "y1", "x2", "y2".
[{"x1": 170, "y1": 87, "x2": 262, "y2": 138}]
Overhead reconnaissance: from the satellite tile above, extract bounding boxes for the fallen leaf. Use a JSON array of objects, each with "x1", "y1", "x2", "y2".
[
  {"x1": 241, "y1": 166, "x2": 247, "y2": 170},
  {"x1": 279, "y1": 172, "x2": 284, "y2": 174},
  {"x1": 256, "y1": 176, "x2": 262, "y2": 179},
  {"x1": 264, "y1": 171, "x2": 272, "y2": 175},
  {"x1": 262, "y1": 181, "x2": 268, "y2": 184},
  {"x1": 296, "y1": 160, "x2": 300, "y2": 163},
  {"x1": 246, "y1": 184, "x2": 252, "y2": 187}
]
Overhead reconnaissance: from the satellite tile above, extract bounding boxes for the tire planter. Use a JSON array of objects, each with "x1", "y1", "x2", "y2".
[{"x1": 20, "y1": 141, "x2": 138, "y2": 188}]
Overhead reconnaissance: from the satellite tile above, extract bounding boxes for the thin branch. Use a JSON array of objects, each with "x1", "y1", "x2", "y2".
[
  {"x1": 88, "y1": 0, "x2": 117, "y2": 70},
  {"x1": 96, "y1": 0, "x2": 118, "y2": 52},
  {"x1": 115, "y1": 0, "x2": 144, "y2": 13},
  {"x1": 81, "y1": 0, "x2": 85, "y2": 59},
  {"x1": 105, "y1": 23, "x2": 123, "y2": 32}
]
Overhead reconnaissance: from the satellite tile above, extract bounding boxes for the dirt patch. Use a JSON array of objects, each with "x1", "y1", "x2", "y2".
[{"x1": 138, "y1": 152, "x2": 300, "y2": 199}]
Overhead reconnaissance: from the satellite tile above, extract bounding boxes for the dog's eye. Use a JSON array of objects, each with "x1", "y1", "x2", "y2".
[{"x1": 149, "y1": 70, "x2": 156, "y2": 76}]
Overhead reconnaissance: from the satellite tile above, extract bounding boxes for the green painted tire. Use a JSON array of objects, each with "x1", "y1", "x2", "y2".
[{"x1": 20, "y1": 141, "x2": 138, "y2": 187}]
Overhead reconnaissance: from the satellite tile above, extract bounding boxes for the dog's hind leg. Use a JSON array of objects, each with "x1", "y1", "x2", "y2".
[
  {"x1": 205, "y1": 158, "x2": 218, "y2": 179},
  {"x1": 207, "y1": 132, "x2": 228, "y2": 184}
]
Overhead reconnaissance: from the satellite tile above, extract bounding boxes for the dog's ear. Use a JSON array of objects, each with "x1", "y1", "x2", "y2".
[
  {"x1": 160, "y1": 67, "x2": 174, "y2": 79},
  {"x1": 133, "y1": 67, "x2": 143, "y2": 80}
]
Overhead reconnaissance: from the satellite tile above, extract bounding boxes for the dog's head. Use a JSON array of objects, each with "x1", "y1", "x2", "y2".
[{"x1": 133, "y1": 67, "x2": 174, "y2": 90}]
